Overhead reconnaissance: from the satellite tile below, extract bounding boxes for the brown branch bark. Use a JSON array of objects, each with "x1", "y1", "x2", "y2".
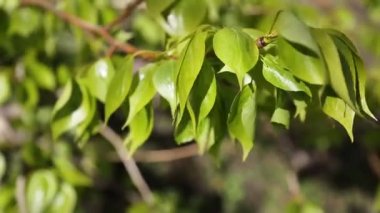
[
  {"x1": 99, "y1": 124, "x2": 154, "y2": 204},
  {"x1": 134, "y1": 144, "x2": 199, "y2": 163},
  {"x1": 20, "y1": 0, "x2": 161, "y2": 60},
  {"x1": 105, "y1": 0, "x2": 144, "y2": 30}
]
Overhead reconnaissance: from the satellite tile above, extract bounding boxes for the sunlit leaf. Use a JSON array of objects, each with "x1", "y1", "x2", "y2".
[
  {"x1": 125, "y1": 105, "x2": 154, "y2": 154},
  {"x1": 24, "y1": 51, "x2": 56, "y2": 90},
  {"x1": 227, "y1": 83, "x2": 257, "y2": 160},
  {"x1": 81, "y1": 58, "x2": 115, "y2": 102},
  {"x1": 277, "y1": 37, "x2": 327, "y2": 85},
  {"x1": 271, "y1": 108, "x2": 291, "y2": 129},
  {"x1": 153, "y1": 60, "x2": 177, "y2": 116},
  {"x1": 46, "y1": 183, "x2": 77, "y2": 213},
  {"x1": 104, "y1": 56, "x2": 134, "y2": 122},
  {"x1": 0, "y1": 72, "x2": 10, "y2": 105},
  {"x1": 262, "y1": 55, "x2": 312, "y2": 97},
  {"x1": 176, "y1": 30, "x2": 207, "y2": 123},
  {"x1": 27, "y1": 170, "x2": 58, "y2": 213},
  {"x1": 275, "y1": 11, "x2": 319, "y2": 53},
  {"x1": 323, "y1": 96, "x2": 355, "y2": 141},
  {"x1": 0, "y1": 152, "x2": 5, "y2": 181},
  {"x1": 146, "y1": 0, "x2": 174, "y2": 15},
  {"x1": 8, "y1": 7, "x2": 40, "y2": 37},
  {"x1": 53, "y1": 157, "x2": 92, "y2": 186},
  {"x1": 213, "y1": 27, "x2": 259, "y2": 87},
  {"x1": 124, "y1": 63, "x2": 157, "y2": 127}
]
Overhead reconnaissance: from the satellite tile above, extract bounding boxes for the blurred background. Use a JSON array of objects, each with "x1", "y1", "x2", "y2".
[{"x1": 1, "y1": 0, "x2": 380, "y2": 212}]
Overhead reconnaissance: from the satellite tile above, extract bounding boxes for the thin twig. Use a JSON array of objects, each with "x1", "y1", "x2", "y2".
[
  {"x1": 134, "y1": 144, "x2": 199, "y2": 162},
  {"x1": 105, "y1": 0, "x2": 144, "y2": 30},
  {"x1": 16, "y1": 176, "x2": 27, "y2": 213},
  {"x1": 20, "y1": 0, "x2": 161, "y2": 60},
  {"x1": 98, "y1": 124, "x2": 154, "y2": 204}
]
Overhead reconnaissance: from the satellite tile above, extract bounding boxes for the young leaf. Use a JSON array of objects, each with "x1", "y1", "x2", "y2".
[
  {"x1": 213, "y1": 27, "x2": 259, "y2": 87},
  {"x1": 262, "y1": 55, "x2": 312, "y2": 97},
  {"x1": 277, "y1": 37, "x2": 327, "y2": 85},
  {"x1": 227, "y1": 83, "x2": 257, "y2": 160},
  {"x1": 271, "y1": 108, "x2": 291, "y2": 129},
  {"x1": 176, "y1": 30, "x2": 208, "y2": 123},
  {"x1": 274, "y1": 11, "x2": 319, "y2": 53},
  {"x1": 153, "y1": 60, "x2": 177, "y2": 116},
  {"x1": 124, "y1": 63, "x2": 157, "y2": 127},
  {"x1": 81, "y1": 58, "x2": 115, "y2": 102},
  {"x1": 125, "y1": 105, "x2": 154, "y2": 155},
  {"x1": 323, "y1": 96, "x2": 355, "y2": 142},
  {"x1": 104, "y1": 56, "x2": 134, "y2": 122}
]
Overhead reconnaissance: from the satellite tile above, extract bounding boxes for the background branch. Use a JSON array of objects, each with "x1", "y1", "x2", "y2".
[
  {"x1": 105, "y1": 0, "x2": 144, "y2": 30},
  {"x1": 99, "y1": 124, "x2": 154, "y2": 204},
  {"x1": 20, "y1": 0, "x2": 161, "y2": 60}
]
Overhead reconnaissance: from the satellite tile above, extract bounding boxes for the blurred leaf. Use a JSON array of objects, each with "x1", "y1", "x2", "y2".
[
  {"x1": 275, "y1": 11, "x2": 319, "y2": 53},
  {"x1": 0, "y1": 152, "x2": 5, "y2": 181},
  {"x1": 176, "y1": 30, "x2": 207, "y2": 124},
  {"x1": 53, "y1": 157, "x2": 91, "y2": 186},
  {"x1": 153, "y1": 60, "x2": 177, "y2": 116},
  {"x1": 24, "y1": 51, "x2": 56, "y2": 90},
  {"x1": 46, "y1": 182, "x2": 77, "y2": 213},
  {"x1": 125, "y1": 104, "x2": 154, "y2": 154},
  {"x1": 293, "y1": 98, "x2": 307, "y2": 122},
  {"x1": 0, "y1": 185, "x2": 15, "y2": 211},
  {"x1": 124, "y1": 63, "x2": 157, "y2": 127},
  {"x1": 8, "y1": 7, "x2": 40, "y2": 37},
  {"x1": 0, "y1": 72, "x2": 10, "y2": 104},
  {"x1": 27, "y1": 170, "x2": 58, "y2": 213},
  {"x1": 271, "y1": 108, "x2": 291, "y2": 129},
  {"x1": 262, "y1": 55, "x2": 312, "y2": 97},
  {"x1": 187, "y1": 63, "x2": 217, "y2": 130},
  {"x1": 227, "y1": 83, "x2": 256, "y2": 160},
  {"x1": 105, "y1": 56, "x2": 134, "y2": 122},
  {"x1": 82, "y1": 58, "x2": 115, "y2": 102},
  {"x1": 277, "y1": 37, "x2": 327, "y2": 85},
  {"x1": 213, "y1": 27, "x2": 259, "y2": 87},
  {"x1": 323, "y1": 96, "x2": 355, "y2": 141},
  {"x1": 23, "y1": 78, "x2": 39, "y2": 109},
  {"x1": 146, "y1": 0, "x2": 174, "y2": 15},
  {"x1": 166, "y1": 0, "x2": 207, "y2": 35}
]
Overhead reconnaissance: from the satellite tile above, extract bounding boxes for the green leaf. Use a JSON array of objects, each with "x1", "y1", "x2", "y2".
[
  {"x1": 125, "y1": 105, "x2": 154, "y2": 154},
  {"x1": 176, "y1": 31, "x2": 208, "y2": 123},
  {"x1": 277, "y1": 37, "x2": 327, "y2": 85},
  {"x1": 24, "y1": 51, "x2": 56, "y2": 90},
  {"x1": 8, "y1": 7, "x2": 40, "y2": 37},
  {"x1": 27, "y1": 170, "x2": 58, "y2": 213},
  {"x1": 46, "y1": 183, "x2": 77, "y2": 213},
  {"x1": 323, "y1": 96, "x2": 355, "y2": 141},
  {"x1": 104, "y1": 56, "x2": 134, "y2": 122},
  {"x1": 312, "y1": 28, "x2": 356, "y2": 109},
  {"x1": 213, "y1": 27, "x2": 259, "y2": 87},
  {"x1": 195, "y1": 117, "x2": 215, "y2": 154},
  {"x1": 227, "y1": 83, "x2": 257, "y2": 160},
  {"x1": 81, "y1": 58, "x2": 115, "y2": 102},
  {"x1": 124, "y1": 63, "x2": 157, "y2": 127},
  {"x1": 166, "y1": 0, "x2": 207, "y2": 35},
  {"x1": 187, "y1": 63, "x2": 217, "y2": 130},
  {"x1": 174, "y1": 110, "x2": 194, "y2": 144},
  {"x1": 293, "y1": 98, "x2": 308, "y2": 122},
  {"x1": 0, "y1": 72, "x2": 10, "y2": 105},
  {"x1": 53, "y1": 157, "x2": 92, "y2": 186},
  {"x1": 52, "y1": 80, "x2": 93, "y2": 140},
  {"x1": 274, "y1": 11, "x2": 319, "y2": 53},
  {"x1": 262, "y1": 55, "x2": 312, "y2": 97},
  {"x1": 0, "y1": 152, "x2": 5, "y2": 181},
  {"x1": 146, "y1": 0, "x2": 174, "y2": 15},
  {"x1": 0, "y1": 185, "x2": 15, "y2": 211},
  {"x1": 271, "y1": 108, "x2": 291, "y2": 129},
  {"x1": 153, "y1": 60, "x2": 177, "y2": 116}
]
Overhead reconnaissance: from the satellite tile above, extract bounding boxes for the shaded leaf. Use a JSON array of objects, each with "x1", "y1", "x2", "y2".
[
  {"x1": 174, "y1": 110, "x2": 194, "y2": 144},
  {"x1": 213, "y1": 27, "x2": 259, "y2": 87},
  {"x1": 262, "y1": 55, "x2": 312, "y2": 97},
  {"x1": 0, "y1": 152, "x2": 5, "y2": 181},
  {"x1": 0, "y1": 72, "x2": 10, "y2": 105},
  {"x1": 125, "y1": 105, "x2": 154, "y2": 154},
  {"x1": 227, "y1": 83, "x2": 256, "y2": 160},
  {"x1": 104, "y1": 55, "x2": 134, "y2": 122},
  {"x1": 24, "y1": 51, "x2": 56, "y2": 90},
  {"x1": 53, "y1": 157, "x2": 92, "y2": 186},
  {"x1": 323, "y1": 96, "x2": 355, "y2": 141}
]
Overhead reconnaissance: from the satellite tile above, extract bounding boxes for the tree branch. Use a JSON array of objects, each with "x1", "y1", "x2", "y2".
[
  {"x1": 98, "y1": 124, "x2": 154, "y2": 204},
  {"x1": 105, "y1": 0, "x2": 144, "y2": 30},
  {"x1": 20, "y1": 0, "x2": 161, "y2": 60},
  {"x1": 16, "y1": 176, "x2": 27, "y2": 213}
]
